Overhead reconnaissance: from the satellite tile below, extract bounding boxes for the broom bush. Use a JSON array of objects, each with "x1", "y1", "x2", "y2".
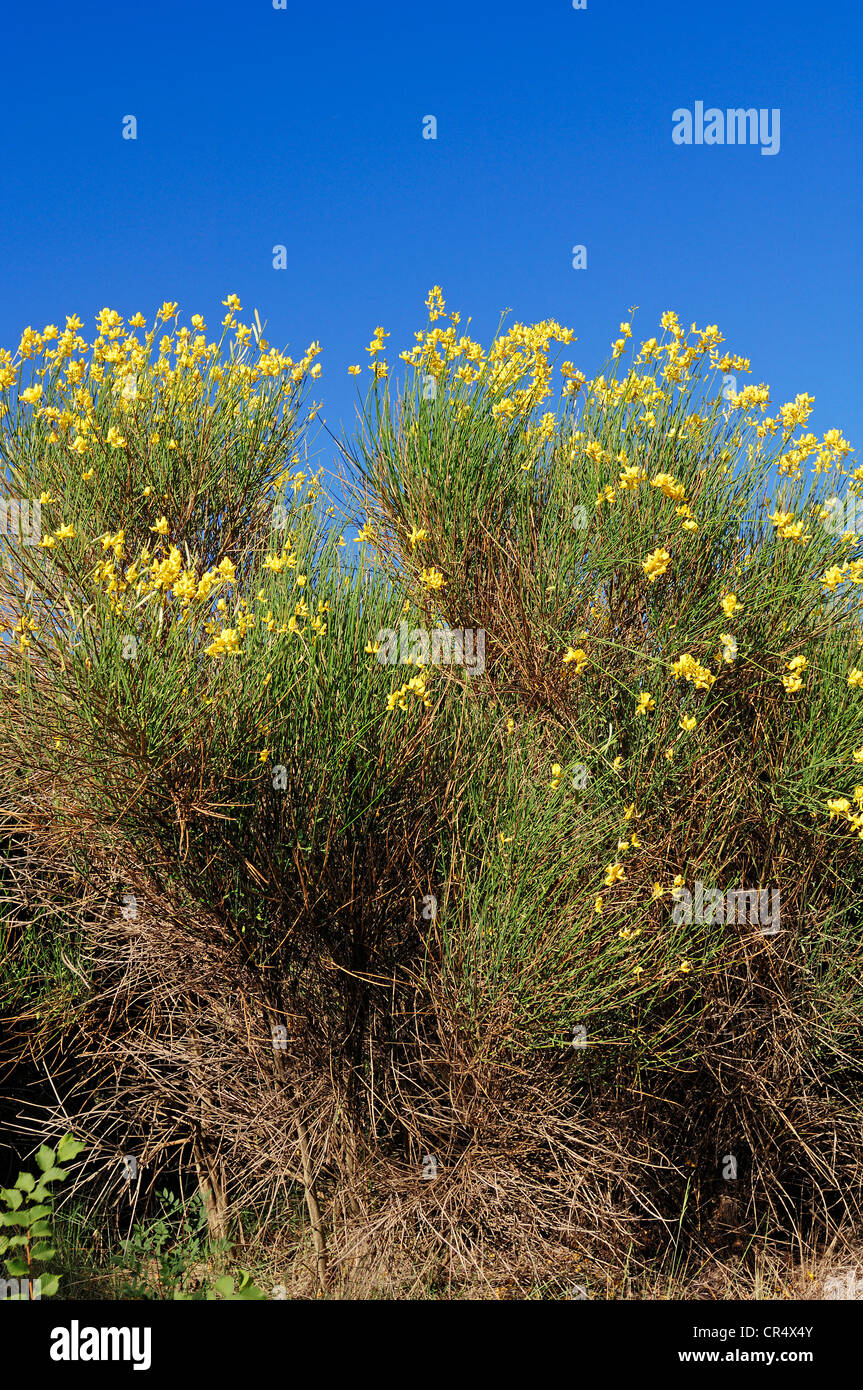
[{"x1": 0, "y1": 287, "x2": 861, "y2": 1296}]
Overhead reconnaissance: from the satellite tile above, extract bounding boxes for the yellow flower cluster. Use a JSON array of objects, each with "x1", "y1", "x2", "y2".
[
  {"x1": 768, "y1": 508, "x2": 811, "y2": 544},
  {"x1": 782, "y1": 655, "x2": 808, "y2": 694},
  {"x1": 562, "y1": 646, "x2": 589, "y2": 673},
  {"x1": 825, "y1": 786, "x2": 863, "y2": 838},
  {"x1": 395, "y1": 286, "x2": 576, "y2": 418},
  {"x1": 651, "y1": 472, "x2": 686, "y2": 502},
  {"x1": 670, "y1": 653, "x2": 717, "y2": 691},
  {"x1": 642, "y1": 548, "x2": 672, "y2": 582},
  {"x1": 419, "y1": 567, "x2": 445, "y2": 592},
  {"x1": 0, "y1": 298, "x2": 321, "y2": 461},
  {"x1": 263, "y1": 543, "x2": 298, "y2": 574},
  {"x1": 386, "y1": 671, "x2": 431, "y2": 712},
  {"x1": 821, "y1": 559, "x2": 863, "y2": 593}
]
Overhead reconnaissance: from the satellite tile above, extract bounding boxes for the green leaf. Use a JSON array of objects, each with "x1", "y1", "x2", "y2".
[
  {"x1": 210, "y1": 1275, "x2": 235, "y2": 1297},
  {"x1": 38, "y1": 1273, "x2": 60, "y2": 1298},
  {"x1": 14, "y1": 1172, "x2": 35, "y2": 1193},
  {"x1": 1, "y1": 1188, "x2": 23, "y2": 1210},
  {"x1": 0, "y1": 1237, "x2": 7, "y2": 1254},
  {"x1": 22, "y1": 1205, "x2": 52, "y2": 1224},
  {"x1": 7, "y1": 1235, "x2": 29, "y2": 1248},
  {"x1": 0, "y1": 1212, "x2": 30, "y2": 1227},
  {"x1": 236, "y1": 1281, "x2": 267, "y2": 1300},
  {"x1": 29, "y1": 1221, "x2": 53, "y2": 1238},
  {"x1": 37, "y1": 1166, "x2": 68, "y2": 1184},
  {"x1": 56, "y1": 1136, "x2": 85, "y2": 1163},
  {"x1": 4, "y1": 1256, "x2": 30, "y2": 1277},
  {"x1": 29, "y1": 1242, "x2": 56, "y2": 1261},
  {"x1": 35, "y1": 1145, "x2": 56, "y2": 1173}
]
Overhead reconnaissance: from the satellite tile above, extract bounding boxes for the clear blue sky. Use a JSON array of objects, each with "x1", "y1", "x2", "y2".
[{"x1": 1, "y1": 0, "x2": 860, "y2": 475}]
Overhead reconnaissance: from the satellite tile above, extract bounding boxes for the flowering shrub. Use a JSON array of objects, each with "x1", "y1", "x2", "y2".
[{"x1": 2, "y1": 289, "x2": 862, "y2": 1294}]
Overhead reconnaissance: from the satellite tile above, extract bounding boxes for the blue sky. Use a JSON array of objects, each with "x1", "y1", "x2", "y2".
[{"x1": 1, "y1": 0, "x2": 860, "y2": 475}]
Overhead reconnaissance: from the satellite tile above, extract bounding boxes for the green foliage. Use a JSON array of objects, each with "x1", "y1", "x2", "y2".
[
  {"x1": 0, "y1": 1132, "x2": 84, "y2": 1299},
  {"x1": 114, "y1": 1188, "x2": 266, "y2": 1301}
]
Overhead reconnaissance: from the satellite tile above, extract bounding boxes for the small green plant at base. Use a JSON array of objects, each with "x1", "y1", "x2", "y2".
[
  {"x1": 0, "y1": 1132, "x2": 85, "y2": 1299},
  {"x1": 114, "y1": 1188, "x2": 266, "y2": 1300},
  {"x1": 177, "y1": 1270, "x2": 267, "y2": 1301}
]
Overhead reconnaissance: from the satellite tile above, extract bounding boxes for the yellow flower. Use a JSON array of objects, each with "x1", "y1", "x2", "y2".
[
  {"x1": 407, "y1": 525, "x2": 427, "y2": 549},
  {"x1": 604, "y1": 862, "x2": 626, "y2": 886},
  {"x1": 39, "y1": 490, "x2": 53, "y2": 505},
  {"x1": 348, "y1": 365, "x2": 361, "y2": 376},
  {"x1": 594, "y1": 896, "x2": 604, "y2": 915},
  {"x1": 81, "y1": 468, "x2": 94, "y2": 481},
  {"x1": 205, "y1": 627, "x2": 240, "y2": 658},
  {"x1": 419, "y1": 567, "x2": 445, "y2": 591},
  {"x1": 635, "y1": 692, "x2": 655, "y2": 716},
  {"x1": 651, "y1": 882, "x2": 664, "y2": 900},
  {"x1": 105, "y1": 425, "x2": 126, "y2": 449},
  {"x1": 159, "y1": 300, "x2": 179, "y2": 321},
  {"x1": 848, "y1": 670, "x2": 863, "y2": 688},
  {"x1": 853, "y1": 747, "x2": 863, "y2": 763},
  {"x1": 222, "y1": 294, "x2": 242, "y2": 312},
  {"x1": 623, "y1": 803, "x2": 637, "y2": 820},
  {"x1": 679, "y1": 960, "x2": 693, "y2": 975},
  {"x1": 642, "y1": 547, "x2": 672, "y2": 582},
  {"x1": 258, "y1": 748, "x2": 270, "y2": 763},
  {"x1": 721, "y1": 593, "x2": 740, "y2": 618},
  {"x1": 650, "y1": 472, "x2": 686, "y2": 502},
  {"x1": 151, "y1": 516, "x2": 169, "y2": 535},
  {"x1": 633, "y1": 964, "x2": 644, "y2": 980},
  {"x1": 671, "y1": 652, "x2": 716, "y2": 691},
  {"x1": 53, "y1": 523, "x2": 75, "y2": 540},
  {"x1": 365, "y1": 640, "x2": 380, "y2": 655},
  {"x1": 562, "y1": 646, "x2": 589, "y2": 672},
  {"x1": 822, "y1": 564, "x2": 847, "y2": 593},
  {"x1": 506, "y1": 718, "x2": 515, "y2": 734},
  {"x1": 612, "y1": 756, "x2": 623, "y2": 770},
  {"x1": 679, "y1": 715, "x2": 697, "y2": 732}
]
